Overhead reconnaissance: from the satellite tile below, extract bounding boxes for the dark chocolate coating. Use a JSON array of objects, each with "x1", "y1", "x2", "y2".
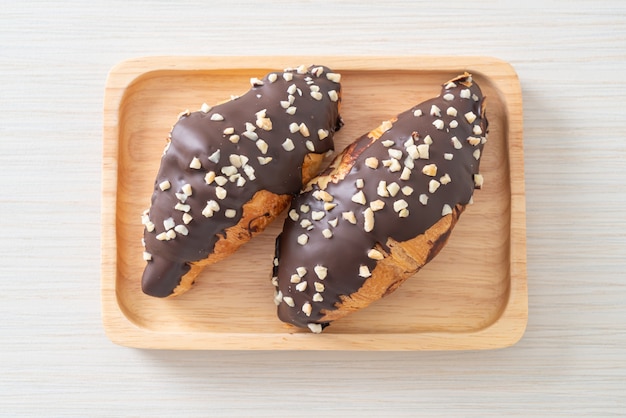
[
  {"x1": 142, "y1": 65, "x2": 342, "y2": 297},
  {"x1": 273, "y1": 74, "x2": 488, "y2": 330}
]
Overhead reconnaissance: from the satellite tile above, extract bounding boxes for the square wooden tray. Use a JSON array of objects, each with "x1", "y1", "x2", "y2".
[{"x1": 102, "y1": 56, "x2": 527, "y2": 350}]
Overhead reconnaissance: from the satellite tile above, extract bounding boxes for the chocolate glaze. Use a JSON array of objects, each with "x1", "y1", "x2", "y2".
[
  {"x1": 142, "y1": 65, "x2": 342, "y2": 297},
  {"x1": 273, "y1": 74, "x2": 488, "y2": 330}
]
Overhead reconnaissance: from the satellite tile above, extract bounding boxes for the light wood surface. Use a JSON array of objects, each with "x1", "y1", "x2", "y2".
[
  {"x1": 102, "y1": 56, "x2": 527, "y2": 350},
  {"x1": 2, "y1": 0, "x2": 625, "y2": 415}
]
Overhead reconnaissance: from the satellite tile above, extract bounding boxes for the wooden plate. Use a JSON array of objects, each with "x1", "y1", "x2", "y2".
[{"x1": 101, "y1": 56, "x2": 527, "y2": 350}]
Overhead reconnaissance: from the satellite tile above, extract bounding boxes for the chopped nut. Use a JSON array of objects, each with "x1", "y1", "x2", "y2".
[
  {"x1": 473, "y1": 149, "x2": 481, "y2": 160},
  {"x1": 328, "y1": 218, "x2": 338, "y2": 227},
  {"x1": 370, "y1": 199, "x2": 385, "y2": 211},
  {"x1": 215, "y1": 186, "x2": 227, "y2": 200},
  {"x1": 377, "y1": 181, "x2": 389, "y2": 197},
  {"x1": 310, "y1": 91, "x2": 323, "y2": 101},
  {"x1": 307, "y1": 323, "x2": 322, "y2": 333},
  {"x1": 324, "y1": 202, "x2": 337, "y2": 211},
  {"x1": 166, "y1": 229, "x2": 176, "y2": 240},
  {"x1": 367, "y1": 248, "x2": 384, "y2": 260},
  {"x1": 163, "y1": 217, "x2": 175, "y2": 231},
  {"x1": 342, "y1": 211, "x2": 357, "y2": 224},
  {"x1": 243, "y1": 164, "x2": 256, "y2": 181},
  {"x1": 256, "y1": 116, "x2": 273, "y2": 131},
  {"x1": 143, "y1": 251, "x2": 152, "y2": 261},
  {"x1": 258, "y1": 156, "x2": 273, "y2": 165},
  {"x1": 300, "y1": 204, "x2": 310, "y2": 213},
  {"x1": 429, "y1": 180, "x2": 441, "y2": 193},
  {"x1": 174, "y1": 202, "x2": 191, "y2": 212},
  {"x1": 299, "y1": 123, "x2": 310, "y2": 137},
  {"x1": 302, "y1": 302, "x2": 312, "y2": 317},
  {"x1": 282, "y1": 138, "x2": 295, "y2": 151},
  {"x1": 202, "y1": 200, "x2": 220, "y2": 217},
  {"x1": 326, "y1": 72, "x2": 341, "y2": 83},
  {"x1": 417, "y1": 144, "x2": 430, "y2": 159},
  {"x1": 256, "y1": 139, "x2": 269, "y2": 154},
  {"x1": 182, "y1": 213, "x2": 193, "y2": 224},
  {"x1": 401, "y1": 186, "x2": 414, "y2": 196},
  {"x1": 419, "y1": 194, "x2": 429, "y2": 205},
  {"x1": 311, "y1": 211, "x2": 325, "y2": 221},
  {"x1": 449, "y1": 120, "x2": 459, "y2": 129},
  {"x1": 274, "y1": 290, "x2": 283, "y2": 305},
  {"x1": 440, "y1": 173, "x2": 451, "y2": 185},
  {"x1": 355, "y1": 178, "x2": 364, "y2": 189},
  {"x1": 296, "y1": 281, "x2": 308, "y2": 292},
  {"x1": 214, "y1": 176, "x2": 228, "y2": 186},
  {"x1": 322, "y1": 229, "x2": 333, "y2": 239},
  {"x1": 400, "y1": 167, "x2": 411, "y2": 181},
  {"x1": 430, "y1": 105, "x2": 441, "y2": 117},
  {"x1": 442, "y1": 204, "x2": 453, "y2": 216},
  {"x1": 393, "y1": 199, "x2": 408, "y2": 213},
  {"x1": 474, "y1": 173, "x2": 484, "y2": 188},
  {"x1": 318, "y1": 129, "x2": 329, "y2": 140},
  {"x1": 314, "y1": 265, "x2": 328, "y2": 280},
  {"x1": 365, "y1": 157, "x2": 379, "y2": 169},
  {"x1": 444, "y1": 153, "x2": 454, "y2": 160},
  {"x1": 443, "y1": 93, "x2": 454, "y2": 101},
  {"x1": 243, "y1": 131, "x2": 258, "y2": 141},
  {"x1": 228, "y1": 134, "x2": 240, "y2": 144},
  {"x1": 189, "y1": 157, "x2": 202, "y2": 169},
  {"x1": 182, "y1": 183, "x2": 193, "y2": 196},
  {"x1": 446, "y1": 107, "x2": 458, "y2": 117},
  {"x1": 388, "y1": 148, "x2": 403, "y2": 159},
  {"x1": 467, "y1": 136, "x2": 481, "y2": 146},
  {"x1": 388, "y1": 159, "x2": 402, "y2": 172},
  {"x1": 224, "y1": 209, "x2": 236, "y2": 218},
  {"x1": 286, "y1": 106, "x2": 297, "y2": 115},
  {"x1": 399, "y1": 208, "x2": 409, "y2": 218},
  {"x1": 382, "y1": 140, "x2": 394, "y2": 148},
  {"x1": 422, "y1": 164, "x2": 438, "y2": 177},
  {"x1": 364, "y1": 208, "x2": 375, "y2": 232},
  {"x1": 174, "y1": 224, "x2": 189, "y2": 236},
  {"x1": 387, "y1": 182, "x2": 400, "y2": 197},
  {"x1": 283, "y1": 72, "x2": 293, "y2": 82},
  {"x1": 359, "y1": 265, "x2": 372, "y2": 278},
  {"x1": 423, "y1": 135, "x2": 433, "y2": 145},
  {"x1": 290, "y1": 274, "x2": 301, "y2": 284},
  {"x1": 465, "y1": 111, "x2": 477, "y2": 123},
  {"x1": 328, "y1": 90, "x2": 339, "y2": 102},
  {"x1": 451, "y1": 137, "x2": 463, "y2": 149},
  {"x1": 460, "y1": 89, "x2": 471, "y2": 99},
  {"x1": 221, "y1": 165, "x2": 238, "y2": 177},
  {"x1": 200, "y1": 103, "x2": 211, "y2": 113},
  {"x1": 297, "y1": 234, "x2": 309, "y2": 245},
  {"x1": 283, "y1": 296, "x2": 295, "y2": 307},
  {"x1": 268, "y1": 73, "x2": 278, "y2": 83},
  {"x1": 156, "y1": 232, "x2": 168, "y2": 241},
  {"x1": 208, "y1": 150, "x2": 221, "y2": 164},
  {"x1": 351, "y1": 190, "x2": 367, "y2": 205},
  {"x1": 381, "y1": 120, "x2": 393, "y2": 132},
  {"x1": 312, "y1": 293, "x2": 324, "y2": 302},
  {"x1": 413, "y1": 109, "x2": 423, "y2": 117},
  {"x1": 210, "y1": 113, "x2": 224, "y2": 121},
  {"x1": 445, "y1": 82, "x2": 457, "y2": 89},
  {"x1": 159, "y1": 180, "x2": 171, "y2": 191},
  {"x1": 289, "y1": 209, "x2": 299, "y2": 221},
  {"x1": 296, "y1": 266, "x2": 307, "y2": 277},
  {"x1": 250, "y1": 77, "x2": 264, "y2": 86},
  {"x1": 473, "y1": 125, "x2": 483, "y2": 135},
  {"x1": 432, "y1": 119, "x2": 445, "y2": 130}
]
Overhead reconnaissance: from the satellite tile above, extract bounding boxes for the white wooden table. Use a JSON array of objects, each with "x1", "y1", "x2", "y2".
[{"x1": 1, "y1": 1, "x2": 625, "y2": 415}]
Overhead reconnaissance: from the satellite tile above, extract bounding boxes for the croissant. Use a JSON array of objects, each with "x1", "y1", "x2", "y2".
[
  {"x1": 141, "y1": 65, "x2": 342, "y2": 297},
  {"x1": 271, "y1": 73, "x2": 487, "y2": 332}
]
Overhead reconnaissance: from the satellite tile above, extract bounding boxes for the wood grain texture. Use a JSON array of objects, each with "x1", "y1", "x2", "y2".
[{"x1": 1, "y1": 0, "x2": 625, "y2": 415}]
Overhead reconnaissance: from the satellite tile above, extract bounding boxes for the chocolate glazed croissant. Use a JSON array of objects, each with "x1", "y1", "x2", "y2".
[
  {"x1": 271, "y1": 73, "x2": 487, "y2": 332},
  {"x1": 141, "y1": 65, "x2": 342, "y2": 297}
]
